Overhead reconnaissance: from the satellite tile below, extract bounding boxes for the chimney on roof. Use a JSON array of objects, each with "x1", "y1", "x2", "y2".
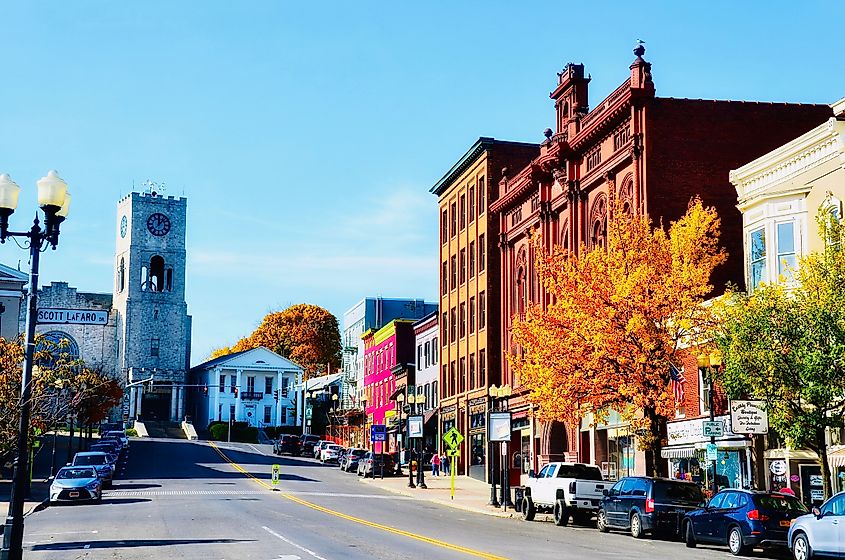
[
  {"x1": 550, "y1": 62, "x2": 590, "y2": 139},
  {"x1": 630, "y1": 40, "x2": 655, "y2": 98}
]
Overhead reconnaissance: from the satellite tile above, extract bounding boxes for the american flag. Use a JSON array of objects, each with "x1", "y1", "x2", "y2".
[{"x1": 669, "y1": 363, "x2": 685, "y2": 403}]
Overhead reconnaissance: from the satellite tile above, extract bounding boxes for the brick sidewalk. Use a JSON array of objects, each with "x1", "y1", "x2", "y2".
[{"x1": 359, "y1": 469, "x2": 520, "y2": 518}]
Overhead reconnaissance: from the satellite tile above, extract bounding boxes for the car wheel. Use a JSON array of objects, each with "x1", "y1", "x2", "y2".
[
  {"x1": 597, "y1": 509, "x2": 610, "y2": 533},
  {"x1": 792, "y1": 533, "x2": 812, "y2": 560},
  {"x1": 521, "y1": 496, "x2": 536, "y2": 521},
  {"x1": 728, "y1": 526, "x2": 748, "y2": 556},
  {"x1": 553, "y1": 500, "x2": 569, "y2": 527},
  {"x1": 684, "y1": 520, "x2": 696, "y2": 548},
  {"x1": 630, "y1": 512, "x2": 644, "y2": 539}
]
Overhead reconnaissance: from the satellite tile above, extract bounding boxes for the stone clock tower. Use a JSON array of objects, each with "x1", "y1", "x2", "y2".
[{"x1": 114, "y1": 190, "x2": 191, "y2": 422}]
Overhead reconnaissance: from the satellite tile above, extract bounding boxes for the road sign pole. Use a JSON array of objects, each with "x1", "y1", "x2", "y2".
[{"x1": 451, "y1": 455, "x2": 455, "y2": 500}]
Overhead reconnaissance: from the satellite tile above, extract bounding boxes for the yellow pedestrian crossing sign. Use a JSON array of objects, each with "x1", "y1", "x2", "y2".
[
  {"x1": 271, "y1": 464, "x2": 281, "y2": 490},
  {"x1": 443, "y1": 427, "x2": 463, "y2": 450}
]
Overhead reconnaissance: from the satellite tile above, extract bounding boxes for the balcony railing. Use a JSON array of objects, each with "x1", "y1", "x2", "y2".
[{"x1": 241, "y1": 391, "x2": 264, "y2": 401}]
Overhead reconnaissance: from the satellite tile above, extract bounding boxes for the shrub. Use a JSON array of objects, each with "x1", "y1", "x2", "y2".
[
  {"x1": 125, "y1": 428, "x2": 138, "y2": 437},
  {"x1": 209, "y1": 422, "x2": 258, "y2": 443}
]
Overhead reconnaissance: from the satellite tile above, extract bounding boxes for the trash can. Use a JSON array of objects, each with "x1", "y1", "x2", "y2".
[{"x1": 513, "y1": 487, "x2": 524, "y2": 513}]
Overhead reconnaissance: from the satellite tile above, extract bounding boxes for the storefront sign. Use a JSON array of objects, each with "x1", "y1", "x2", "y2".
[
  {"x1": 730, "y1": 400, "x2": 768, "y2": 434},
  {"x1": 769, "y1": 460, "x2": 787, "y2": 476},
  {"x1": 667, "y1": 415, "x2": 734, "y2": 446},
  {"x1": 811, "y1": 489, "x2": 824, "y2": 501},
  {"x1": 790, "y1": 474, "x2": 800, "y2": 482},
  {"x1": 489, "y1": 412, "x2": 511, "y2": 442}
]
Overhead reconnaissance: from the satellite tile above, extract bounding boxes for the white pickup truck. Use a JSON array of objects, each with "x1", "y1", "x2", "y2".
[{"x1": 521, "y1": 462, "x2": 609, "y2": 526}]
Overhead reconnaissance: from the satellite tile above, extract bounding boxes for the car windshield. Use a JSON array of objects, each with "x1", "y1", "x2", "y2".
[
  {"x1": 755, "y1": 494, "x2": 808, "y2": 512},
  {"x1": 352, "y1": 450, "x2": 367, "y2": 457},
  {"x1": 653, "y1": 481, "x2": 703, "y2": 503},
  {"x1": 556, "y1": 464, "x2": 603, "y2": 480},
  {"x1": 328, "y1": 445, "x2": 342, "y2": 451},
  {"x1": 57, "y1": 468, "x2": 96, "y2": 479},
  {"x1": 74, "y1": 455, "x2": 107, "y2": 466}
]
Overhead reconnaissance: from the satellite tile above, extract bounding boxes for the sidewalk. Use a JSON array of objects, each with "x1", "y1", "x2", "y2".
[
  {"x1": 0, "y1": 480, "x2": 50, "y2": 518},
  {"x1": 360, "y1": 470, "x2": 520, "y2": 519}
]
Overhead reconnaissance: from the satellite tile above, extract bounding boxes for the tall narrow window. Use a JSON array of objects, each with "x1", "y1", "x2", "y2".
[
  {"x1": 469, "y1": 296, "x2": 476, "y2": 333},
  {"x1": 750, "y1": 228, "x2": 766, "y2": 290},
  {"x1": 469, "y1": 241, "x2": 475, "y2": 277},
  {"x1": 459, "y1": 357, "x2": 466, "y2": 393},
  {"x1": 424, "y1": 341, "x2": 430, "y2": 367},
  {"x1": 246, "y1": 376, "x2": 255, "y2": 392},
  {"x1": 441, "y1": 209, "x2": 448, "y2": 244},
  {"x1": 140, "y1": 266, "x2": 148, "y2": 291},
  {"x1": 432, "y1": 380, "x2": 438, "y2": 407},
  {"x1": 150, "y1": 337, "x2": 160, "y2": 357},
  {"x1": 479, "y1": 291, "x2": 486, "y2": 329},
  {"x1": 450, "y1": 202, "x2": 457, "y2": 237},
  {"x1": 450, "y1": 256, "x2": 457, "y2": 290},
  {"x1": 469, "y1": 353, "x2": 476, "y2": 390},
  {"x1": 264, "y1": 377, "x2": 273, "y2": 394},
  {"x1": 450, "y1": 361, "x2": 456, "y2": 396},
  {"x1": 479, "y1": 235, "x2": 486, "y2": 271},
  {"x1": 150, "y1": 255, "x2": 165, "y2": 292},
  {"x1": 478, "y1": 177, "x2": 486, "y2": 214},
  {"x1": 469, "y1": 186, "x2": 475, "y2": 223},
  {"x1": 264, "y1": 406, "x2": 272, "y2": 424},
  {"x1": 417, "y1": 344, "x2": 423, "y2": 370},
  {"x1": 460, "y1": 194, "x2": 466, "y2": 230},
  {"x1": 219, "y1": 374, "x2": 225, "y2": 392},
  {"x1": 118, "y1": 257, "x2": 125, "y2": 292},
  {"x1": 459, "y1": 249, "x2": 466, "y2": 284},
  {"x1": 479, "y1": 350, "x2": 486, "y2": 386},
  {"x1": 432, "y1": 337, "x2": 438, "y2": 364},
  {"x1": 442, "y1": 261, "x2": 448, "y2": 295},
  {"x1": 441, "y1": 312, "x2": 447, "y2": 342},
  {"x1": 776, "y1": 222, "x2": 796, "y2": 282},
  {"x1": 450, "y1": 307, "x2": 456, "y2": 342},
  {"x1": 459, "y1": 303, "x2": 466, "y2": 338}
]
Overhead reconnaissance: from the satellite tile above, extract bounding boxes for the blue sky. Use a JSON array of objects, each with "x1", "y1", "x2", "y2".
[{"x1": 1, "y1": 1, "x2": 843, "y2": 363}]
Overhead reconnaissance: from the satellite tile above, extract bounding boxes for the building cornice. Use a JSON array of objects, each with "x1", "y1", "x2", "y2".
[
  {"x1": 730, "y1": 117, "x2": 845, "y2": 202},
  {"x1": 430, "y1": 138, "x2": 539, "y2": 196}
]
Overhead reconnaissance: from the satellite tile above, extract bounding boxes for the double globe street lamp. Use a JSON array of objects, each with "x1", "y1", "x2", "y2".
[{"x1": 0, "y1": 171, "x2": 72, "y2": 560}]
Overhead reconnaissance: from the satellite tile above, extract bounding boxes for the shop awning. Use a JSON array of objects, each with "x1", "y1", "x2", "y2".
[
  {"x1": 423, "y1": 409, "x2": 437, "y2": 425},
  {"x1": 661, "y1": 446, "x2": 697, "y2": 459},
  {"x1": 828, "y1": 448, "x2": 845, "y2": 468}
]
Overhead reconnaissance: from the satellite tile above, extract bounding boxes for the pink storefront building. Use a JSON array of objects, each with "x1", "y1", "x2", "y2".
[{"x1": 363, "y1": 319, "x2": 416, "y2": 453}]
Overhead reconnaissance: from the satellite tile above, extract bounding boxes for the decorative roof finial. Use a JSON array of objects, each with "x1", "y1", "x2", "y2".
[
  {"x1": 543, "y1": 128, "x2": 553, "y2": 140},
  {"x1": 634, "y1": 39, "x2": 646, "y2": 59}
]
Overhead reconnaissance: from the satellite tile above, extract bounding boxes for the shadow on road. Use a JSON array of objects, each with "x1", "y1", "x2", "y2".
[
  {"x1": 31, "y1": 538, "x2": 252, "y2": 550},
  {"x1": 109, "y1": 482, "x2": 161, "y2": 490}
]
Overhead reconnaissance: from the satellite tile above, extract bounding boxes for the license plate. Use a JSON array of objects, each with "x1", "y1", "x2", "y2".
[
  {"x1": 779, "y1": 520, "x2": 791, "y2": 527},
  {"x1": 69, "y1": 492, "x2": 79, "y2": 497}
]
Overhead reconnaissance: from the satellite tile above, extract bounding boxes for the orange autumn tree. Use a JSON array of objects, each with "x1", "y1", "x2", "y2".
[
  {"x1": 213, "y1": 304, "x2": 341, "y2": 379},
  {"x1": 510, "y1": 197, "x2": 726, "y2": 474}
]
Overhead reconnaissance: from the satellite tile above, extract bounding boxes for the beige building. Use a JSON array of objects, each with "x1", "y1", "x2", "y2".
[
  {"x1": 729, "y1": 97, "x2": 845, "y2": 503},
  {"x1": 0, "y1": 262, "x2": 26, "y2": 340},
  {"x1": 430, "y1": 138, "x2": 538, "y2": 481}
]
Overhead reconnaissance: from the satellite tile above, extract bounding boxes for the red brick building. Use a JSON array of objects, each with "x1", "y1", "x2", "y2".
[{"x1": 490, "y1": 45, "x2": 832, "y2": 484}]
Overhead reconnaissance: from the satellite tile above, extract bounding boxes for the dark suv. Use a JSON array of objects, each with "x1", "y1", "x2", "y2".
[
  {"x1": 273, "y1": 435, "x2": 301, "y2": 456},
  {"x1": 299, "y1": 434, "x2": 321, "y2": 456},
  {"x1": 597, "y1": 477, "x2": 704, "y2": 538},
  {"x1": 684, "y1": 490, "x2": 807, "y2": 555}
]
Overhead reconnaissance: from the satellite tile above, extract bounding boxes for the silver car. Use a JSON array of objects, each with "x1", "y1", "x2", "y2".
[
  {"x1": 50, "y1": 466, "x2": 102, "y2": 503},
  {"x1": 72, "y1": 452, "x2": 114, "y2": 487},
  {"x1": 788, "y1": 491, "x2": 845, "y2": 560}
]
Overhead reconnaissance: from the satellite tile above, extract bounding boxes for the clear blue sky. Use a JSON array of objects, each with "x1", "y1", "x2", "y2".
[{"x1": 1, "y1": 1, "x2": 842, "y2": 363}]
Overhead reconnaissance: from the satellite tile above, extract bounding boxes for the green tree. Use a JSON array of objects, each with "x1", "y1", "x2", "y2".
[{"x1": 712, "y1": 208, "x2": 845, "y2": 499}]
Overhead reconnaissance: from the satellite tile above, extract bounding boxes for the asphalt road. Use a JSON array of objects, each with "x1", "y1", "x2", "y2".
[{"x1": 22, "y1": 439, "x2": 791, "y2": 560}]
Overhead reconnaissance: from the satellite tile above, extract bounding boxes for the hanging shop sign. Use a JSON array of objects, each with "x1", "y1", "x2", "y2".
[{"x1": 730, "y1": 400, "x2": 769, "y2": 434}]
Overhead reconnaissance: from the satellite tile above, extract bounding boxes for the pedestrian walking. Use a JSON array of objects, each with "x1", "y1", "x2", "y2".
[
  {"x1": 441, "y1": 452, "x2": 450, "y2": 476},
  {"x1": 431, "y1": 450, "x2": 441, "y2": 476}
]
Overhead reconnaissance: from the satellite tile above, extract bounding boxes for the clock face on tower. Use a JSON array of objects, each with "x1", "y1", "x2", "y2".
[
  {"x1": 120, "y1": 215, "x2": 128, "y2": 238},
  {"x1": 147, "y1": 213, "x2": 171, "y2": 236}
]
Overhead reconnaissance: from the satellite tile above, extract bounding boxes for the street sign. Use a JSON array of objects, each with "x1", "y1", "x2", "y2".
[
  {"x1": 305, "y1": 406, "x2": 313, "y2": 420},
  {"x1": 446, "y1": 448, "x2": 459, "y2": 457},
  {"x1": 408, "y1": 415, "x2": 423, "y2": 438},
  {"x1": 730, "y1": 400, "x2": 769, "y2": 434},
  {"x1": 706, "y1": 443, "x2": 718, "y2": 461},
  {"x1": 271, "y1": 464, "x2": 281, "y2": 490},
  {"x1": 371, "y1": 424, "x2": 387, "y2": 442},
  {"x1": 37, "y1": 308, "x2": 108, "y2": 325},
  {"x1": 443, "y1": 427, "x2": 464, "y2": 450},
  {"x1": 702, "y1": 420, "x2": 724, "y2": 438},
  {"x1": 489, "y1": 412, "x2": 511, "y2": 442}
]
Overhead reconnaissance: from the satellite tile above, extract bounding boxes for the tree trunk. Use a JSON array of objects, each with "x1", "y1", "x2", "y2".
[
  {"x1": 643, "y1": 407, "x2": 664, "y2": 477},
  {"x1": 815, "y1": 429, "x2": 832, "y2": 501}
]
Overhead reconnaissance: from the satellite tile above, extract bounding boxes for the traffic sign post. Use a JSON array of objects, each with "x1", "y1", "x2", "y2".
[
  {"x1": 370, "y1": 424, "x2": 387, "y2": 442},
  {"x1": 271, "y1": 464, "x2": 281, "y2": 491},
  {"x1": 706, "y1": 443, "x2": 718, "y2": 462},
  {"x1": 702, "y1": 420, "x2": 723, "y2": 438},
  {"x1": 443, "y1": 428, "x2": 464, "y2": 500}
]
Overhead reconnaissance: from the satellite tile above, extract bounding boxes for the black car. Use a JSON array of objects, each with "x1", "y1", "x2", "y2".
[
  {"x1": 299, "y1": 434, "x2": 321, "y2": 456},
  {"x1": 684, "y1": 490, "x2": 808, "y2": 555},
  {"x1": 273, "y1": 435, "x2": 301, "y2": 456},
  {"x1": 597, "y1": 477, "x2": 704, "y2": 538}
]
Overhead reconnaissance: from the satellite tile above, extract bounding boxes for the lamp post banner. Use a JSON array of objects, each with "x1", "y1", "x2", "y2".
[
  {"x1": 489, "y1": 412, "x2": 511, "y2": 442},
  {"x1": 408, "y1": 415, "x2": 423, "y2": 438}
]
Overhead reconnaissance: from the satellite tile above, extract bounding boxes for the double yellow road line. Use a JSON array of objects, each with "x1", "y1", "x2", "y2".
[{"x1": 209, "y1": 442, "x2": 508, "y2": 560}]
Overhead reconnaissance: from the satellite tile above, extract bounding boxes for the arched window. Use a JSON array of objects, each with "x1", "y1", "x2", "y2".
[
  {"x1": 516, "y1": 267, "x2": 526, "y2": 316},
  {"x1": 619, "y1": 174, "x2": 634, "y2": 215},
  {"x1": 150, "y1": 255, "x2": 165, "y2": 292},
  {"x1": 140, "y1": 266, "x2": 148, "y2": 291},
  {"x1": 590, "y1": 195, "x2": 608, "y2": 249},
  {"x1": 118, "y1": 257, "x2": 125, "y2": 292},
  {"x1": 36, "y1": 331, "x2": 80, "y2": 367}
]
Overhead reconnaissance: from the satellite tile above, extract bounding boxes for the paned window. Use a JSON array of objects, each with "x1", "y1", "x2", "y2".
[
  {"x1": 459, "y1": 357, "x2": 466, "y2": 393},
  {"x1": 460, "y1": 249, "x2": 466, "y2": 284},
  {"x1": 469, "y1": 296, "x2": 476, "y2": 333},
  {"x1": 442, "y1": 261, "x2": 448, "y2": 294},
  {"x1": 469, "y1": 353, "x2": 476, "y2": 390},
  {"x1": 264, "y1": 377, "x2": 273, "y2": 394},
  {"x1": 450, "y1": 307, "x2": 456, "y2": 342},
  {"x1": 750, "y1": 228, "x2": 766, "y2": 290},
  {"x1": 479, "y1": 292, "x2": 486, "y2": 329},
  {"x1": 777, "y1": 222, "x2": 797, "y2": 282},
  {"x1": 460, "y1": 303, "x2": 466, "y2": 338},
  {"x1": 150, "y1": 337, "x2": 160, "y2": 357},
  {"x1": 264, "y1": 406, "x2": 272, "y2": 424},
  {"x1": 469, "y1": 186, "x2": 475, "y2": 223},
  {"x1": 469, "y1": 241, "x2": 475, "y2": 277},
  {"x1": 441, "y1": 210, "x2": 448, "y2": 244},
  {"x1": 450, "y1": 256, "x2": 457, "y2": 290},
  {"x1": 479, "y1": 350, "x2": 486, "y2": 386},
  {"x1": 478, "y1": 177, "x2": 486, "y2": 214},
  {"x1": 460, "y1": 194, "x2": 466, "y2": 230},
  {"x1": 450, "y1": 202, "x2": 457, "y2": 237},
  {"x1": 479, "y1": 235, "x2": 486, "y2": 271}
]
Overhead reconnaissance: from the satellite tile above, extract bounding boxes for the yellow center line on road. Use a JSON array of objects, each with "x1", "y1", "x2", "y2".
[{"x1": 208, "y1": 442, "x2": 509, "y2": 560}]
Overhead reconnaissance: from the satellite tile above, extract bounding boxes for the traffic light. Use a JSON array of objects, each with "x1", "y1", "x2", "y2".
[{"x1": 273, "y1": 389, "x2": 279, "y2": 401}]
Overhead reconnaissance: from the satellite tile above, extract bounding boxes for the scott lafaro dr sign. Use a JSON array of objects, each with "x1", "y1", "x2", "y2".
[
  {"x1": 37, "y1": 308, "x2": 108, "y2": 326},
  {"x1": 730, "y1": 400, "x2": 769, "y2": 434}
]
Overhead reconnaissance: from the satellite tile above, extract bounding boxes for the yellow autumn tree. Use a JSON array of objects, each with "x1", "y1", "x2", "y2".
[
  {"x1": 211, "y1": 304, "x2": 342, "y2": 379},
  {"x1": 510, "y1": 197, "x2": 726, "y2": 474}
]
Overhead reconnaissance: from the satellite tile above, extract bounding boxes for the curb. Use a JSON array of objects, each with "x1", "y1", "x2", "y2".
[
  {"x1": 358, "y1": 478, "x2": 518, "y2": 519},
  {"x1": 24, "y1": 499, "x2": 48, "y2": 517}
]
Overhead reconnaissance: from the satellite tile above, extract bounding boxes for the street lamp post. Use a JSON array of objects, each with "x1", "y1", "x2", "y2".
[
  {"x1": 398, "y1": 392, "x2": 413, "y2": 487},
  {"x1": 0, "y1": 171, "x2": 72, "y2": 560},
  {"x1": 488, "y1": 384, "x2": 513, "y2": 509},
  {"x1": 488, "y1": 384, "x2": 500, "y2": 507},
  {"x1": 698, "y1": 351, "x2": 723, "y2": 497},
  {"x1": 415, "y1": 393, "x2": 427, "y2": 489}
]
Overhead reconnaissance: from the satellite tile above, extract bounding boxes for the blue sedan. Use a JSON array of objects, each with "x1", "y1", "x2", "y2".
[{"x1": 684, "y1": 489, "x2": 808, "y2": 555}]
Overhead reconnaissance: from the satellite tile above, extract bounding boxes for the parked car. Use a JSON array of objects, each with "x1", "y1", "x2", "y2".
[
  {"x1": 357, "y1": 451, "x2": 395, "y2": 478},
  {"x1": 88, "y1": 444, "x2": 119, "y2": 466},
  {"x1": 299, "y1": 435, "x2": 321, "y2": 456},
  {"x1": 320, "y1": 444, "x2": 344, "y2": 463},
  {"x1": 103, "y1": 430, "x2": 129, "y2": 449},
  {"x1": 274, "y1": 435, "x2": 301, "y2": 456},
  {"x1": 314, "y1": 441, "x2": 331, "y2": 460},
  {"x1": 684, "y1": 489, "x2": 808, "y2": 555},
  {"x1": 597, "y1": 477, "x2": 703, "y2": 538},
  {"x1": 49, "y1": 466, "x2": 102, "y2": 503},
  {"x1": 522, "y1": 462, "x2": 609, "y2": 526},
  {"x1": 788, "y1": 491, "x2": 845, "y2": 560},
  {"x1": 72, "y1": 452, "x2": 114, "y2": 487},
  {"x1": 340, "y1": 448, "x2": 368, "y2": 472}
]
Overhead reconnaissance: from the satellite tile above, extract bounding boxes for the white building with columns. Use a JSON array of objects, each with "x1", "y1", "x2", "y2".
[{"x1": 189, "y1": 347, "x2": 303, "y2": 429}]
